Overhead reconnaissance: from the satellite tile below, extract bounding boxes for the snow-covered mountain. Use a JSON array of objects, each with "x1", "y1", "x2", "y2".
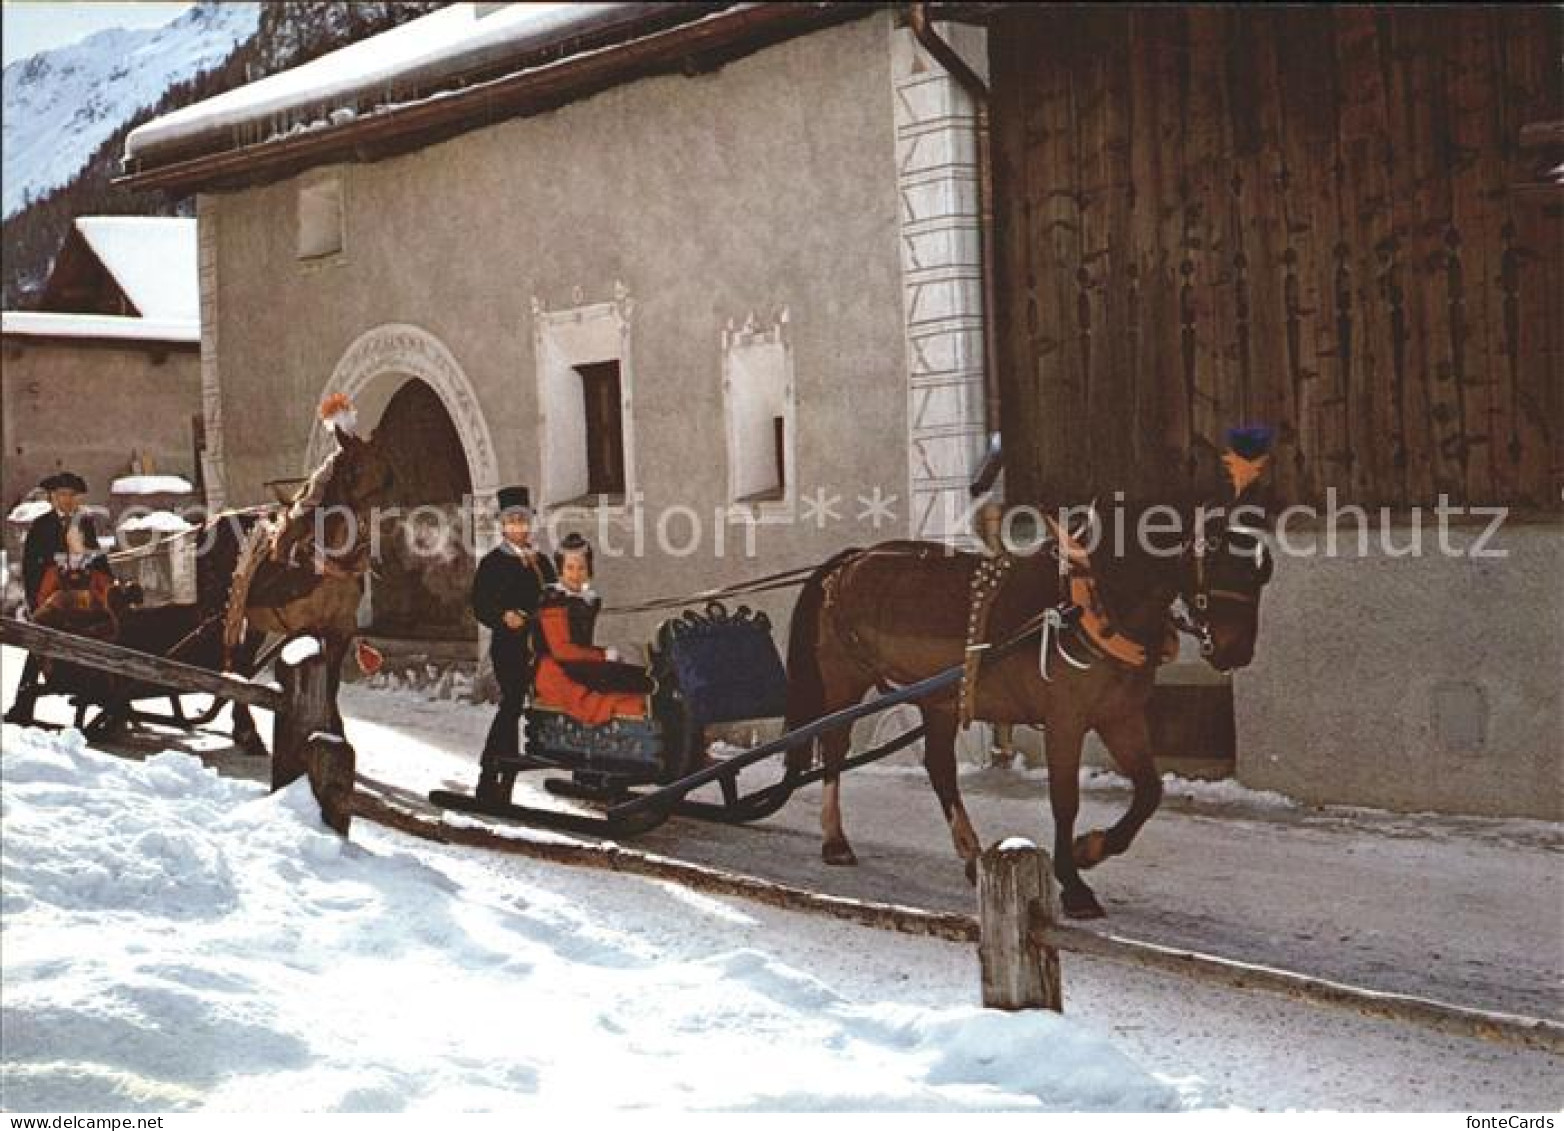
[{"x1": 1, "y1": 2, "x2": 261, "y2": 218}]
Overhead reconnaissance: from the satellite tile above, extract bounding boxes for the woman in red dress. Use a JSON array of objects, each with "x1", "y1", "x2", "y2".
[{"x1": 532, "y1": 534, "x2": 652, "y2": 724}]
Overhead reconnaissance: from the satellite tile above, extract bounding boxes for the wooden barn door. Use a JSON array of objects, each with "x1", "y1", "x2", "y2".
[{"x1": 990, "y1": 6, "x2": 1562, "y2": 510}]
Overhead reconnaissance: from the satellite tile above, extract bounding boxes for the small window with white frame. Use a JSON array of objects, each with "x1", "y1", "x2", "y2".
[
  {"x1": 723, "y1": 312, "x2": 795, "y2": 520},
  {"x1": 297, "y1": 170, "x2": 344, "y2": 260},
  {"x1": 534, "y1": 291, "x2": 636, "y2": 510}
]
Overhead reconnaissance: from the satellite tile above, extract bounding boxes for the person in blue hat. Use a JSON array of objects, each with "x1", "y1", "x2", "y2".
[{"x1": 470, "y1": 486, "x2": 557, "y2": 801}]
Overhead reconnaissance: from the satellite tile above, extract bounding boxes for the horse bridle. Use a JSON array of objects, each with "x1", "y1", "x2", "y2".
[{"x1": 1177, "y1": 522, "x2": 1272, "y2": 656}]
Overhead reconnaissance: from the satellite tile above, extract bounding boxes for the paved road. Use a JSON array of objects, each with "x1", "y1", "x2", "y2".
[{"x1": 346, "y1": 680, "x2": 1564, "y2": 1023}]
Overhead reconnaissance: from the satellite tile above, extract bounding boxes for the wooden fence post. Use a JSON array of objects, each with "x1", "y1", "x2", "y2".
[
  {"x1": 273, "y1": 637, "x2": 354, "y2": 835},
  {"x1": 273, "y1": 640, "x2": 331, "y2": 791},
  {"x1": 977, "y1": 838, "x2": 1063, "y2": 1011},
  {"x1": 301, "y1": 732, "x2": 356, "y2": 837}
]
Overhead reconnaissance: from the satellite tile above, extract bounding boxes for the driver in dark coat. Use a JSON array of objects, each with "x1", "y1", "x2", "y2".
[
  {"x1": 7, "y1": 471, "x2": 113, "y2": 725},
  {"x1": 470, "y1": 485, "x2": 556, "y2": 800}
]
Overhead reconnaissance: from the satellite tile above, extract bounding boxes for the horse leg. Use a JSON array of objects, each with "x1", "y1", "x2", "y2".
[
  {"x1": 324, "y1": 636, "x2": 347, "y2": 735},
  {"x1": 804, "y1": 653, "x2": 872, "y2": 867},
  {"x1": 920, "y1": 704, "x2": 983, "y2": 884},
  {"x1": 1086, "y1": 709, "x2": 1163, "y2": 866},
  {"x1": 1045, "y1": 721, "x2": 1105, "y2": 919},
  {"x1": 819, "y1": 724, "x2": 857, "y2": 866},
  {"x1": 231, "y1": 702, "x2": 267, "y2": 756}
]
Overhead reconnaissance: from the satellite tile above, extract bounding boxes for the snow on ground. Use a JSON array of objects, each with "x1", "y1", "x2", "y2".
[
  {"x1": 1079, "y1": 765, "x2": 1299, "y2": 810},
  {"x1": 1, "y1": 724, "x2": 1197, "y2": 1113},
  {"x1": 3, "y1": 669, "x2": 1559, "y2": 1111}
]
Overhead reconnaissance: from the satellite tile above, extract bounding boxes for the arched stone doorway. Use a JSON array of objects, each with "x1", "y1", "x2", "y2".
[
  {"x1": 370, "y1": 378, "x2": 475, "y2": 639},
  {"x1": 307, "y1": 324, "x2": 500, "y2": 650}
]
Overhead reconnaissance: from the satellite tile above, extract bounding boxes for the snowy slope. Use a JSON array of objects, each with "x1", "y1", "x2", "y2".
[
  {"x1": 0, "y1": 726, "x2": 1191, "y2": 1113},
  {"x1": 1, "y1": 2, "x2": 259, "y2": 217}
]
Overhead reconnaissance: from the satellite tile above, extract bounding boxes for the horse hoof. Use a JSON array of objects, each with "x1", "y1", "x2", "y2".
[
  {"x1": 1061, "y1": 887, "x2": 1107, "y2": 920},
  {"x1": 822, "y1": 841, "x2": 858, "y2": 867},
  {"x1": 964, "y1": 858, "x2": 978, "y2": 886},
  {"x1": 1072, "y1": 830, "x2": 1110, "y2": 870}
]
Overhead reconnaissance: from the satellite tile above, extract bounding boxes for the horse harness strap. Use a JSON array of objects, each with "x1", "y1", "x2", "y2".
[
  {"x1": 1067, "y1": 572, "x2": 1178, "y2": 669},
  {"x1": 958, "y1": 551, "x2": 1015, "y2": 728},
  {"x1": 821, "y1": 557, "x2": 881, "y2": 679},
  {"x1": 824, "y1": 545, "x2": 952, "y2": 683},
  {"x1": 223, "y1": 520, "x2": 273, "y2": 662}
]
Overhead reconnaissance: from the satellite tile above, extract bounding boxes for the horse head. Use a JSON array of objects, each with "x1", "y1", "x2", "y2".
[
  {"x1": 1179, "y1": 426, "x2": 1277, "y2": 672},
  {"x1": 327, "y1": 425, "x2": 397, "y2": 513}
]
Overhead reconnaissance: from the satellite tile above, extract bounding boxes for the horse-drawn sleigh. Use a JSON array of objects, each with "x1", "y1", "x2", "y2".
[{"x1": 8, "y1": 410, "x2": 1276, "y2": 920}]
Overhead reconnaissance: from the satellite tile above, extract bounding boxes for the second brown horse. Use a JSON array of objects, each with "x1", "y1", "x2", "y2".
[{"x1": 783, "y1": 469, "x2": 1274, "y2": 919}]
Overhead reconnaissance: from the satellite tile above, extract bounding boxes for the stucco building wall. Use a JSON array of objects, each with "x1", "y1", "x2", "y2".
[
  {"x1": 1, "y1": 339, "x2": 200, "y2": 514},
  {"x1": 205, "y1": 13, "x2": 926, "y2": 652},
  {"x1": 1235, "y1": 521, "x2": 1563, "y2": 820}
]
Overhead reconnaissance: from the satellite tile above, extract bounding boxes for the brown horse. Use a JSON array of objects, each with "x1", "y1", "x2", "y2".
[
  {"x1": 213, "y1": 423, "x2": 396, "y2": 747},
  {"x1": 77, "y1": 423, "x2": 396, "y2": 750},
  {"x1": 783, "y1": 454, "x2": 1275, "y2": 919}
]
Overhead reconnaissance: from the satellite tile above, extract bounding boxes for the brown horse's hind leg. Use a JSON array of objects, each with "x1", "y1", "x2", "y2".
[
  {"x1": 819, "y1": 729, "x2": 857, "y2": 867},
  {"x1": 920, "y1": 705, "x2": 983, "y2": 884},
  {"x1": 807, "y1": 654, "x2": 872, "y2": 867},
  {"x1": 1044, "y1": 721, "x2": 1106, "y2": 919},
  {"x1": 1092, "y1": 710, "x2": 1163, "y2": 864}
]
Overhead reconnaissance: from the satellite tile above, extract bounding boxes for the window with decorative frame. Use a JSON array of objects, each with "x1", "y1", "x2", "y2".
[
  {"x1": 722, "y1": 312, "x2": 796, "y2": 522},
  {"x1": 533, "y1": 289, "x2": 636, "y2": 511}
]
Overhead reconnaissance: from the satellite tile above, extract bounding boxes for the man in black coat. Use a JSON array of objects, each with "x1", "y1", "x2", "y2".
[
  {"x1": 7, "y1": 471, "x2": 112, "y2": 725},
  {"x1": 470, "y1": 485, "x2": 556, "y2": 800}
]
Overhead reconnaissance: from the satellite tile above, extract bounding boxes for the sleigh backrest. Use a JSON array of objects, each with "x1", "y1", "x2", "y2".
[{"x1": 654, "y1": 601, "x2": 788, "y2": 726}]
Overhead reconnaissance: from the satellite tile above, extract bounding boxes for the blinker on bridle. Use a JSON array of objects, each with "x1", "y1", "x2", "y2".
[{"x1": 1180, "y1": 524, "x2": 1271, "y2": 656}]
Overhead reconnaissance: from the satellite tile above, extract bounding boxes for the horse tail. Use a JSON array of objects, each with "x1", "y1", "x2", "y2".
[{"x1": 784, "y1": 547, "x2": 860, "y2": 773}]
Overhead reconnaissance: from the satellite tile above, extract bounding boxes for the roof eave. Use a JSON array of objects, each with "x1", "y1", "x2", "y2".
[{"x1": 116, "y1": 3, "x2": 875, "y2": 197}]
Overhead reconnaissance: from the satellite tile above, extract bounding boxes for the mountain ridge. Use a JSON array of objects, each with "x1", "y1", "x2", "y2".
[{"x1": 2, "y1": 1, "x2": 449, "y2": 309}]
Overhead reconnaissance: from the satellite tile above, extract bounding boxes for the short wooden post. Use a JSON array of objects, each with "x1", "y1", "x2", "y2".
[
  {"x1": 301, "y1": 732, "x2": 356, "y2": 837},
  {"x1": 977, "y1": 838, "x2": 1063, "y2": 1011},
  {"x1": 273, "y1": 639, "x2": 332, "y2": 792}
]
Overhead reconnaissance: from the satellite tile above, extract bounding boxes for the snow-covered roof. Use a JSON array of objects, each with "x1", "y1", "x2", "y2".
[
  {"x1": 74, "y1": 217, "x2": 198, "y2": 321},
  {"x1": 112, "y1": 475, "x2": 196, "y2": 496},
  {"x1": 6, "y1": 500, "x2": 51, "y2": 525},
  {"x1": 1, "y1": 311, "x2": 199, "y2": 344},
  {"x1": 125, "y1": 2, "x2": 663, "y2": 164},
  {"x1": 117, "y1": 509, "x2": 196, "y2": 533}
]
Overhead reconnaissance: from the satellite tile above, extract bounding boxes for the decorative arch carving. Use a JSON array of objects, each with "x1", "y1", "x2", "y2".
[{"x1": 305, "y1": 323, "x2": 498, "y2": 499}]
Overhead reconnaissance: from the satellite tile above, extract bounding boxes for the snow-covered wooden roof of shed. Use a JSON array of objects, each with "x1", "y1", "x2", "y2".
[
  {"x1": 1, "y1": 311, "x2": 199, "y2": 345},
  {"x1": 125, "y1": 3, "x2": 724, "y2": 166},
  {"x1": 73, "y1": 217, "x2": 198, "y2": 322}
]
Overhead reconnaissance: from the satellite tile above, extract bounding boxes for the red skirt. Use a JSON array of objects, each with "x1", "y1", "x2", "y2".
[{"x1": 533, "y1": 656, "x2": 647, "y2": 724}]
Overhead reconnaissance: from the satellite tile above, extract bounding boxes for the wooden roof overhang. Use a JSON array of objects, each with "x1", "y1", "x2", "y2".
[{"x1": 116, "y1": 3, "x2": 879, "y2": 197}]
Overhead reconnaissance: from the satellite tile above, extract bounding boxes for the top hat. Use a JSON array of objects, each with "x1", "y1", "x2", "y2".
[
  {"x1": 39, "y1": 472, "x2": 88, "y2": 494},
  {"x1": 496, "y1": 485, "x2": 532, "y2": 515}
]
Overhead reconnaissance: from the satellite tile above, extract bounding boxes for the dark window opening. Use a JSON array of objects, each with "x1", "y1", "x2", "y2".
[
  {"x1": 738, "y1": 415, "x2": 787, "y2": 504},
  {"x1": 576, "y1": 360, "x2": 626, "y2": 498}
]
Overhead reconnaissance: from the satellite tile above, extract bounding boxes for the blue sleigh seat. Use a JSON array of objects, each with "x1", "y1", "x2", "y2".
[{"x1": 525, "y1": 601, "x2": 789, "y2": 784}]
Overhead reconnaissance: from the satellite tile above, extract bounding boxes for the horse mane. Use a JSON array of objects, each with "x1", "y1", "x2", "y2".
[{"x1": 195, "y1": 510, "x2": 260, "y2": 617}]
